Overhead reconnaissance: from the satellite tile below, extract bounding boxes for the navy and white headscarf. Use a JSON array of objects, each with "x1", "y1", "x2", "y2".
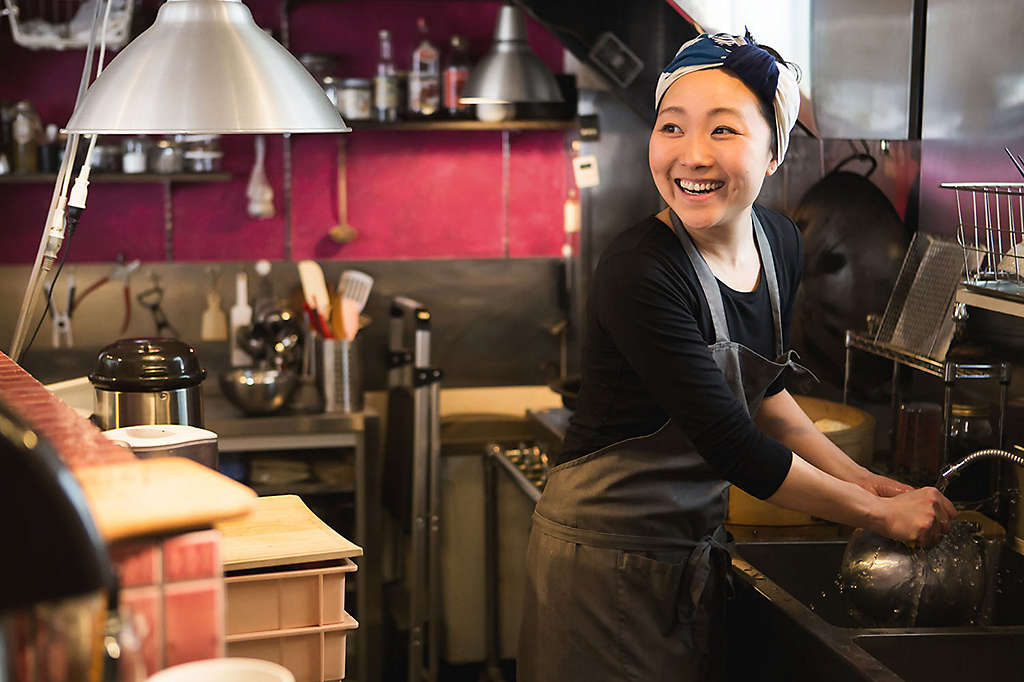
[{"x1": 655, "y1": 32, "x2": 801, "y2": 164}]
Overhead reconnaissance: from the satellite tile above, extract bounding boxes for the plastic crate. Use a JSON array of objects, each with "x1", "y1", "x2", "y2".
[
  {"x1": 225, "y1": 560, "x2": 356, "y2": 635},
  {"x1": 226, "y1": 615, "x2": 357, "y2": 682},
  {"x1": 224, "y1": 558, "x2": 358, "y2": 681}
]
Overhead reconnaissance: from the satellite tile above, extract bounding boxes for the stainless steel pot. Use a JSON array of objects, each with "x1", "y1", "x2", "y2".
[
  {"x1": 89, "y1": 338, "x2": 206, "y2": 430},
  {"x1": 841, "y1": 522, "x2": 986, "y2": 627}
]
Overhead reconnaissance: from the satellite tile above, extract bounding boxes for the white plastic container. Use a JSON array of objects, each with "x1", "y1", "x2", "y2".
[
  {"x1": 229, "y1": 272, "x2": 253, "y2": 368},
  {"x1": 146, "y1": 658, "x2": 295, "y2": 682}
]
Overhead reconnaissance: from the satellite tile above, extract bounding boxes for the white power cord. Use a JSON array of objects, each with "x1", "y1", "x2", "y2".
[{"x1": 9, "y1": 0, "x2": 113, "y2": 360}]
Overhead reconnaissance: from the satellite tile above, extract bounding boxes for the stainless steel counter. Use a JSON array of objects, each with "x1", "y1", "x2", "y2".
[{"x1": 202, "y1": 383, "x2": 367, "y2": 452}]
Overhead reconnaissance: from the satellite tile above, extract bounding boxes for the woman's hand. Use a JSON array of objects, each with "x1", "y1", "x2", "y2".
[
  {"x1": 875, "y1": 487, "x2": 957, "y2": 548},
  {"x1": 853, "y1": 469, "x2": 913, "y2": 498}
]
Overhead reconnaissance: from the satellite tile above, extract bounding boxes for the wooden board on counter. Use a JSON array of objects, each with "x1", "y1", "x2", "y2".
[
  {"x1": 216, "y1": 494, "x2": 362, "y2": 572},
  {"x1": 74, "y1": 457, "x2": 257, "y2": 542}
]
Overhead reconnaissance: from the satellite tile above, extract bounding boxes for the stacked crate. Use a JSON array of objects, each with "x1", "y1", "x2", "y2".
[{"x1": 216, "y1": 495, "x2": 362, "y2": 682}]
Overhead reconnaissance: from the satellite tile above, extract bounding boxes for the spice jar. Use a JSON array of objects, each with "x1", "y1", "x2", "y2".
[
  {"x1": 149, "y1": 137, "x2": 183, "y2": 173},
  {"x1": 338, "y1": 78, "x2": 372, "y2": 120},
  {"x1": 122, "y1": 136, "x2": 148, "y2": 173},
  {"x1": 180, "y1": 134, "x2": 222, "y2": 173}
]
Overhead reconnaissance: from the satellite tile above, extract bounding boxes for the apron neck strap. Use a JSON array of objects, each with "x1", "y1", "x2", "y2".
[{"x1": 669, "y1": 209, "x2": 784, "y2": 355}]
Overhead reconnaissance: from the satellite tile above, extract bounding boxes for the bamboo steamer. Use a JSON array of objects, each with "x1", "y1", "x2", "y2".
[{"x1": 727, "y1": 395, "x2": 876, "y2": 526}]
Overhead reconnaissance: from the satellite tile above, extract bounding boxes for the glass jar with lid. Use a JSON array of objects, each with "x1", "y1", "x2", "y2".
[
  {"x1": 338, "y1": 78, "x2": 372, "y2": 120},
  {"x1": 947, "y1": 402, "x2": 996, "y2": 506}
]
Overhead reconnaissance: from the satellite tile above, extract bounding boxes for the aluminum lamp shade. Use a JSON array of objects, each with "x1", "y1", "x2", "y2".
[
  {"x1": 459, "y1": 4, "x2": 563, "y2": 105},
  {"x1": 64, "y1": 0, "x2": 349, "y2": 134}
]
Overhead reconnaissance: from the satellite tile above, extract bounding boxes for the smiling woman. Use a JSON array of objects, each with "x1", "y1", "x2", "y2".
[{"x1": 517, "y1": 31, "x2": 956, "y2": 682}]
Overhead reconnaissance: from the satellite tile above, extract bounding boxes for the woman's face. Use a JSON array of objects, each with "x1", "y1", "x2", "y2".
[{"x1": 649, "y1": 68, "x2": 777, "y2": 234}]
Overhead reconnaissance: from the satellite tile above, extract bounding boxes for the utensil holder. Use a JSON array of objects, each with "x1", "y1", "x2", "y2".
[{"x1": 316, "y1": 337, "x2": 363, "y2": 413}]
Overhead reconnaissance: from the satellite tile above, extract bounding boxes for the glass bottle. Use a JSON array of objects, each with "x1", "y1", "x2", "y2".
[
  {"x1": 443, "y1": 34, "x2": 471, "y2": 118},
  {"x1": 11, "y1": 101, "x2": 41, "y2": 174},
  {"x1": 409, "y1": 17, "x2": 440, "y2": 117},
  {"x1": 374, "y1": 29, "x2": 399, "y2": 122}
]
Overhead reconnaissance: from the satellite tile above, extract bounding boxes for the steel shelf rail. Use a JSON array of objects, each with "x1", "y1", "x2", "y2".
[{"x1": 843, "y1": 329, "x2": 1010, "y2": 472}]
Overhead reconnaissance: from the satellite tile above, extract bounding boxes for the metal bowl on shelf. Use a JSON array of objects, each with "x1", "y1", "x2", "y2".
[{"x1": 218, "y1": 368, "x2": 298, "y2": 416}]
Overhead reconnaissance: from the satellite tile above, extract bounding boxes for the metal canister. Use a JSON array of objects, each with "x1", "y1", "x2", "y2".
[
  {"x1": 338, "y1": 78, "x2": 372, "y2": 120},
  {"x1": 89, "y1": 337, "x2": 207, "y2": 430}
]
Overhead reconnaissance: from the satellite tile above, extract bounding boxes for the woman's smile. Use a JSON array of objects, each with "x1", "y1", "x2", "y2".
[{"x1": 675, "y1": 177, "x2": 726, "y2": 197}]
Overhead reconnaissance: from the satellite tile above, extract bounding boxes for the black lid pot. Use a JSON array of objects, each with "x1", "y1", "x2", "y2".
[{"x1": 89, "y1": 337, "x2": 206, "y2": 392}]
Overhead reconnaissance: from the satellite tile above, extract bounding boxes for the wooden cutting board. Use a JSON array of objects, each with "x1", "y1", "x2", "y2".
[
  {"x1": 74, "y1": 457, "x2": 257, "y2": 542},
  {"x1": 216, "y1": 494, "x2": 362, "y2": 571}
]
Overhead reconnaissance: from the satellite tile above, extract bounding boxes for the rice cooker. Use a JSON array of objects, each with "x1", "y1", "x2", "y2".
[{"x1": 89, "y1": 337, "x2": 206, "y2": 430}]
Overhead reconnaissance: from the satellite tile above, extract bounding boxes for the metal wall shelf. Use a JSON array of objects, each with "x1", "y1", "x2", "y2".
[
  {"x1": 348, "y1": 118, "x2": 578, "y2": 132},
  {"x1": 844, "y1": 331, "x2": 1002, "y2": 381},
  {"x1": 0, "y1": 172, "x2": 232, "y2": 184},
  {"x1": 956, "y1": 285, "x2": 1024, "y2": 320}
]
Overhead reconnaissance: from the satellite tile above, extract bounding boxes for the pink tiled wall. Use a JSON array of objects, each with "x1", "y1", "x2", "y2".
[
  {"x1": 0, "y1": 0, "x2": 569, "y2": 264},
  {"x1": 112, "y1": 529, "x2": 225, "y2": 676}
]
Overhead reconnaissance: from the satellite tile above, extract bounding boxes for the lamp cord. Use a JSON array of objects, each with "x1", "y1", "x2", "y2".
[{"x1": 23, "y1": 206, "x2": 82, "y2": 356}]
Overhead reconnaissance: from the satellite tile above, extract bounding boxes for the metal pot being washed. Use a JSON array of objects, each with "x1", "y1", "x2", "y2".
[
  {"x1": 841, "y1": 448, "x2": 1024, "y2": 627},
  {"x1": 841, "y1": 522, "x2": 986, "y2": 627}
]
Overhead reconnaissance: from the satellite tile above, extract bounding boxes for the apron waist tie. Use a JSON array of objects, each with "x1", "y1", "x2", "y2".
[
  {"x1": 683, "y1": 525, "x2": 735, "y2": 609},
  {"x1": 532, "y1": 511, "x2": 734, "y2": 609}
]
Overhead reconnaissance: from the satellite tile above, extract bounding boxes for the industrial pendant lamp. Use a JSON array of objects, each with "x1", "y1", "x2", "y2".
[
  {"x1": 64, "y1": 0, "x2": 349, "y2": 134},
  {"x1": 459, "y1": 2, "x2": 563, "y2": 105}
]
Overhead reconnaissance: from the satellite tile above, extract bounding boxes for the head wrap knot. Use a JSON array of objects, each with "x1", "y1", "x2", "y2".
[{"x1": 655, "y1": 32, "x2": 800, "y2": 164}]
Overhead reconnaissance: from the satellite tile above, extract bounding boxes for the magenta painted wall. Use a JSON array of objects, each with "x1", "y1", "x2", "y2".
[{"x1": 0, "y1": 0, "x2": 568, "y2": 263}]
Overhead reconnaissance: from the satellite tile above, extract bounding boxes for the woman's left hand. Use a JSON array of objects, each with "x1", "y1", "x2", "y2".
[{"x1": 854, "y1": 469, "x2": 913, "y2": 497}]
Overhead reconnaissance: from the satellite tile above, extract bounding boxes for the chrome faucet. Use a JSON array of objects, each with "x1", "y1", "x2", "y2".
[{"x1": 936, "y1": 447, "x2": 1024, "y2": 493}]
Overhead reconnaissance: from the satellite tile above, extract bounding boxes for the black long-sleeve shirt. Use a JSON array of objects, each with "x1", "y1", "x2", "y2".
[{"x1": 559, "y1": 205, "x2": 802, "y2": 500}]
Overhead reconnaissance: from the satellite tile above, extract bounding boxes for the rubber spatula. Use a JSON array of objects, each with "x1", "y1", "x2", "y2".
[{"x1": 200, "y1": 268, "x2": 228, "y2": 341}]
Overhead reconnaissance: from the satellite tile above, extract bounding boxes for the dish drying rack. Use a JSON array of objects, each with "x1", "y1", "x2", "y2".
[
  {"x1": 3, "y1": 0, "x2": 133, "y2": 50},
  {"x1": 943, "y1": 181, "x2": 1024, "y2": 318}
]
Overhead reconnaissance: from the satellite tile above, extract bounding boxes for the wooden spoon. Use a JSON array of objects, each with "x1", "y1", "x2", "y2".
[{"x1": 328, "y1": 135, "x2": 358, "y2": 244}]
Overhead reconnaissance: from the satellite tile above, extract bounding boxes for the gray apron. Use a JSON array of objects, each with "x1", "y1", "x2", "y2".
[{"x1": 518, "y1": 209, "x2": 808, "y2": 682}]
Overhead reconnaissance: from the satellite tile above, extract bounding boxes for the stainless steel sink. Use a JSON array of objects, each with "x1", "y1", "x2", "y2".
[
  {"x1": 728, "y1": 539, "x2": 1024, "y2": 681},
  {"x1": 853, "y1": 631, "x2": 1024, "y2": 682}
]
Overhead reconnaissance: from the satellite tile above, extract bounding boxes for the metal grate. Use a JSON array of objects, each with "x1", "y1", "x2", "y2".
[{"x1": 875, "y1": 232, "x2": 964, "y2": 360}]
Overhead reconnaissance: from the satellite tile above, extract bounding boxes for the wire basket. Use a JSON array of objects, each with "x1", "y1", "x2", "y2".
[
  {"x1": 2, "y1": 0, "x2": 133, "y2": 50},
  {"x1": 941, "y1": 181, "x2": 1024, "y2": 301}
]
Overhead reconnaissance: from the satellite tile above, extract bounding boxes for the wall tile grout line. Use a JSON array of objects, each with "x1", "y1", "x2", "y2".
[{"x1": 502, "y1": 130, "x2": 511, "y2": 259}]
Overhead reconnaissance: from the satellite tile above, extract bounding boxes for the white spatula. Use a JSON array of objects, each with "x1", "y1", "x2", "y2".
[
  {"x1": 297, "y1": 261, "x2": 331, "y2": 333},
  {"x1": 339, "y1": 270, "x2": 374, "y2": 312}
]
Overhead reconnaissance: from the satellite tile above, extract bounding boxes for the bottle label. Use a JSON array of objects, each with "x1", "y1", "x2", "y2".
[
  {"x1": 444, "y1": 67, "x2": 470, "y2": 111},
  {"x1": 410, "y1": 75, "x2": 440, "y2": 116},
  {"x1": 374, "y1": 75, "x2": 399, "y2": 110}
]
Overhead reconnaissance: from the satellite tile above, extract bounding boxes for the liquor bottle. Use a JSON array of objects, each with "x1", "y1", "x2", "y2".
[
  {"x1": 409, "y1": 17, "x2": 440, "y2": 117},
  {"x1": 443, "y1": 34, "x2": 471, "y2": 118},
  {"x1": 374, "y1": 29, "x2": 399, "y2": 122},
  {"x1": 11, "y1": 101, "x2": 40, "y2": 174}
]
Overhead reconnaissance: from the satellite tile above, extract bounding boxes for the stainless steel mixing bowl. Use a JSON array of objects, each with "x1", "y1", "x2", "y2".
[
  {"x1": 841, "y1": 521, "x2": 986, "y2": 627},
  {"x1": 218, "y1": 368, "x2": 299, "y2": 416}
]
